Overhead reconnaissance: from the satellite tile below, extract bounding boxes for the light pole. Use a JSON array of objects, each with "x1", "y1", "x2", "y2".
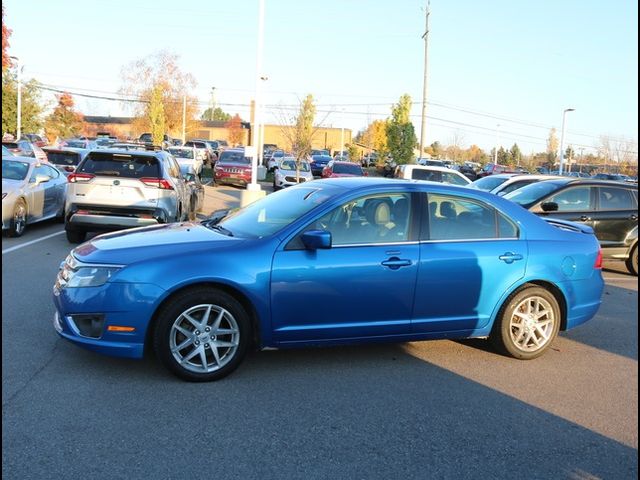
[
  {"x1": 10, "y1": 56, "x2": 22, "y2": 139},
  {"x1": 558, "y1": 108, "x2": 575, "y2": 175},
  {"x1": 418, "y1": 0, "x2": 431, "y2": 160},
  {"x1": 249, "y1": 0, "x2": 265, "y2": 191},
  {"x1": 494, "y1": 124, "x2": 500, "y2": 163},
  {"x1": 578, "y1": 147, "x2": 585, "y2": 173},
  {"x1": 340, "y1": 107, "x2": 345, "y2": 158}
]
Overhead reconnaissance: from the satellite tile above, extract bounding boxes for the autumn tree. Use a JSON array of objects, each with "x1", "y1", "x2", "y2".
[
  {"x1": 386, "y1": 94, "x2": 417, "y2": 164},
  {"x1": 2, "y1": 71, "x2": 44, "y2": 135},
  {"x1": 44, "y1": 92, "x2": 83, "y2": 140},
  {"x1": 225, "y1": 114, "x2": 243, "y2": 146},
  {"x1": 148, "y1": 85, "x2": 165, "y2": 145},
  {"x1": 202, "y1": 107, "x2": 231, "y2": 122},
  {"x1": 346, "y1": 143, "x2": 360, "y2": 162},
  {"x1": 425, "y1": 141, "x2": 442, "y2": 158},
  {"x1": 120, "y1": 50, "x2": 198, "y2": 138},
  {"x1": 2, "y1": 6, "x2": 12, "y2": 70},
  {"x1": 546, "y1": 127, "x2": 559, "y2": 164}
]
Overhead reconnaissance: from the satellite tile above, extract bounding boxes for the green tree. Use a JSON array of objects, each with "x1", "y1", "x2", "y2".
[
  {"x1": 426, "y1": 141, "x2": 442, "y2": 158},
  {"x1": 510, "y1": 143, "x2": 522, "y2": 166},
  {"x1": 346, "y1": 143, "x2": 359, "y2": 162},
  {"x1": 149, "y1": 84, "x2": 165, "y2": 145},
  {"x1": 2, "y1": 71, "x2": 44, "y2": 136},
  {"x1": 386, "y1": 94, "x2": 417, "y2": 165},
  {"x1": 201, "y1": 107, "x2": 231, "y2": 122},
  {"x1": 497, "y1": 146, "x2": 509, "y2": 165},
  {"x1": 44, "y1": 92, "x2": 83, "y2": 140}
]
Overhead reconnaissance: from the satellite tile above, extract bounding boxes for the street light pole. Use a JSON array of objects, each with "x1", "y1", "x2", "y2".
[
  {"x1": 249, "y1": 0, "x2": 265, "y2": 190},
  {"x1": 558, "y1": 108, "x2": 575, "y2": 175},
  {"x1": 340, "y1": 108, "x2": 345, "y2": 158},
  {"x1": 419, "y1": 0, "x2": 431, "y2": 160},
  {"x1": 578, "y1": 147, "x2": 585, "y2": 173}
]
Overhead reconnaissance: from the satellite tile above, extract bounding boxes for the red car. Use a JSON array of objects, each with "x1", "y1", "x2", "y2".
[
  {"x1": 476, "y1": 163, "x2": 518, "y2": 178},
  {"x1": 214, "y1": 148, "x2": 253, "y2": 187},
  {"x1": 322, "y1": 160, "x2": 367, "y2": 178}
]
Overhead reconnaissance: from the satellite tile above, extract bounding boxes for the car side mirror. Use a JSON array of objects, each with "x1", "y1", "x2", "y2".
[
  {"x1": 301, "y1": 230, "x2": 331, "y2": 250},
  {"x1": 183, "y1": 173, "x2": 195, "y2": 182},
  {"x1": 541, "y1": 201, "x2": 559, "y2": 212}
]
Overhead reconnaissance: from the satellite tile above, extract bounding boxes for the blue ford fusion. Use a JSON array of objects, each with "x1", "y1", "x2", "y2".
[{"x1": 53, "y1": 178, "x2": 604, "y2": 381}]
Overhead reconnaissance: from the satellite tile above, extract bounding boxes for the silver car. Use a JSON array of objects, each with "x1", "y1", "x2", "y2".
[
  {"x1": 64, "y1": 149, "x2": 190, "y2": 243},
  {"x1": 273, "y1": 157, "x2": 314, "y2": 190},
  {"x1": 2, "y1": 155, "x2": 67, "y2": 237}
]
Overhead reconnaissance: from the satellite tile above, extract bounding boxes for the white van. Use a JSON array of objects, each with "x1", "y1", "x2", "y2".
[{"x1": 398, "y1": 165, "x2": 471, "y2": 186}]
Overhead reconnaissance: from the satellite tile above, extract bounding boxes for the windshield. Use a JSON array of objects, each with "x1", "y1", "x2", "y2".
[
  {"x1": 2, "y1": 159, "x2": 30, "y2": 180},
  {"x1": 218, "y1": 150, "x2": 251, "y2": 164},
  {"x1": 333, "y1": 163, "x2": 363, "y2": 175},
  {"x1": 168, "y1": 148, "x2": 195, "y2": 159},
  {"x1": 504, "y1": 181, "x2": 563, "y2": 206},
  {"x1": 470, "y1": 176, "x2": 510, "y2": 191},
  {"x1": 280, "y1": 159, "x2": 310, "y2": 171},
  {"x1": 218, "y1": 185, "x2": 339, "y2": 238},
  {"x1": 312, "y1": 155, "x2": 331, "y2": 162}
]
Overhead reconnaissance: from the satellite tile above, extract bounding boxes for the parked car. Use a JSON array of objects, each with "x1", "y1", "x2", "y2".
[
  {"x1": 179, "y1": 165, "x2": 205, "y2": 220},
  {"x1": 42, "y1": 147, "x2": 90, "y2": 176},
  {"x1": 309, "y1": 154, "x2": 332, "y2": 177},
  {"x1": 477, "y1": 163, "x2": 518, "y2": 178},
  {"x1": 184, "y1": 140, "x2": 214, "y2": 166},
  {"x1": 469, "y1": 174, "x2": 557, "y2": 196},
  {"x1": 2, "y1": 140, "x2": 48, "y2": 163},
  {"x1": 504, "y1": 178, "x2": 638, "y2": 275},
  {"x1": 2, "y1": 156, "x2": 67, "y2": 237},
  {"x1": 2, "y1": 145, "x2": 16, "y2": 156},
  {"x1": 64, "y1": 149, "x2": 190, "y2": 243},
  {"x1": 267, "y1": 150, "x2": 286, "y2": 172},
  {"x1": 361, "y1": 152, "x2": 378, "y2": 167},
  {"x1": 310, "y1": 149, "x2": 330, "y2": 157},
  {"x1": 416, "y1": 158, "x2": 445, "y2": 167},
  {"x1": 398, "y1": 165, "x2": 471, "y2": 186},
  {"x1": 322, "y1": 160, "x2": 366, "y2": 178},
  {"x1": 60, "y1": 138, "x2": 98, "y2": 150},
  {"x1": 167, "y1": 146, "x2": 204, "y2": 177},
  {"x1": 214, "y1": 148, "x2": 253, "y2": 187},
  {"x1": 52, "y1": 177, "x2": 604, "y2": 381},
  {"x1": 273, "y1": 157, "x2": 314, "y2": 191},
  {"x1": 21, "y1": 133, "x2": 49, "y2": 147},
  {"x1": 138, "y1": 133, "x2": 175, "y2": 148},
  {"x1": 459, "y1": 163, "x2": 479, "y2": 181},
  {"x1": 591, "y1": 173, "x2": 631, "y2": 182}
]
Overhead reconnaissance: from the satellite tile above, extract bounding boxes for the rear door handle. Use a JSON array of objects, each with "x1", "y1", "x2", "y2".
[
  {"x1": 381, "y1": 257, "x2": 412, "y2": 270},
  {"x1": 498, "y1": 252, "x2": 523, "y2": 264},
  {"x1": 630, "y1": 214, "x2": 638, "y2": 221},
  {"x1": 579, "y1": 215, "x2": 591, "y2": 221}
]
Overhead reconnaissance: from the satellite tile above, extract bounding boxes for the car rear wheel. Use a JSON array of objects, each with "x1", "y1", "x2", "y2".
[
  {"x1": 66, "y1": 229, "x2": 87, "y2": 243},
  {"x1": 153, "y1": 287, "x2": 251, "y2": 382},
  {"x1": 490, "y1": 285, "x2": 560, "y2": 360},
  {"x1": 8, "y1": 199, "x2": 27, "y2": 237},
  {"x1": 626, "y1": 245, "x2": 638, "y2": 276}
]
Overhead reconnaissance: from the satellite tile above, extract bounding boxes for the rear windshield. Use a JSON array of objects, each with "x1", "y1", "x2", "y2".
[
  {"x1": 64, "y1": 140, "x2": 88, "y2": 148},
  {"x1": 168, "y1": 148, "x2": 194, "y2": 159},
  {"x1": 312, "y1": 155, "x2": 332, "y2": 162},
  {"x1": 47, "y1": 151, "x2": 81, "y2": 166},
  {"x1": 78, "y1": 152, "x2": 160, "y2": 178},
  {"x1": 218, "y1": 151, "x2": 251, "y2": 164},
  {"x1": 333, "y1": 163, "x2": 363, "y2": 175}
]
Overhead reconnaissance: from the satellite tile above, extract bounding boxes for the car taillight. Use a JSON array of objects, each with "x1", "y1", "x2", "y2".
[
  {"x1": 140, "y1": 178, "x2": 174, "y2": 190},
  {"x1": 594, "y1": 249, "x2": 603, "y2": 269},
  {"x1": 68, "y1": 173, "x2": 94, "y2": 183}
]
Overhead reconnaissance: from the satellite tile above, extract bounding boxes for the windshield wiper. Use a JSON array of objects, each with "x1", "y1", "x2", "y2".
[{"x1": 209, "y1": 224, "x2": 234, "y2": 237}]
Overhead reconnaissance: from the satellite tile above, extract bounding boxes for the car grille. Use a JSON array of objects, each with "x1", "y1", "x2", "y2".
[
  {"x1": 223, "y1": 167, "x2": 247, "y2": 174},
  {"x1": 284, "y1": 176, "x2": 306, "y2": 183}
]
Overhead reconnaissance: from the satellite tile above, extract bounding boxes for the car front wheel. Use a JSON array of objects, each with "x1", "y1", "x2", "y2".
[
  {"x1": 626, "y1": 245, "x2": 638, "y2": 276},
  {"x1": 8, "y1": 199, "x2": 27, "y2": 237},
  {"x1": 490, "y1": 285, "x2": 560, "y2": 360},
  {"x1": 153, "y1": 287, "x2": 251, "y2": 382}
]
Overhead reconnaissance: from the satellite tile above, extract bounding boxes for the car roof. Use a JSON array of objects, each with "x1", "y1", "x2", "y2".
[
  {"x1": 87, "y1": 148, "x2": 166, "y2": 157},
  {"x1": 43, "y1": 146, "x2": 89, "y2": 153},
  {"x1": 406, "y1": 164, "x2": 463, "y2": 173}
]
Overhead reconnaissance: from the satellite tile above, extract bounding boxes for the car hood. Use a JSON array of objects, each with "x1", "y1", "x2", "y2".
[
  {"x1": 71, "y1": 222, "x2": 242, "y2": 265},
  {"x1": 2, "y1": 178, "x2": 24, "y2": 193}
]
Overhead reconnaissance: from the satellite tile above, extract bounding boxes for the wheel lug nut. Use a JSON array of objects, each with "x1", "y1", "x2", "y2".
[
  {"x1": 195, "y1": 330, "x2": 200, "y2": 335},
  {"x1": 205, "y1": 343, "x2": 209, "y2": 348},
  {"x1": 205, "y1": 327, "x2": 210, "y2": 332}
]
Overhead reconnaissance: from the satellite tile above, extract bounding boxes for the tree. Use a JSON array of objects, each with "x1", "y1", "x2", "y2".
[
  {"x1": 426, "y1": 141, "x2": 442, "y2": 158},
  {"x1": 225, "y1": 114, "x2": 243, "y2": 146},
  {"x1": 2, "y1": 71, "x2": 44, "y2": 135},
  {"x1": 497, "y1": 146, "x2": 509, "y2": 165},
  {"x1": 120, "y1": 50, "x2": 198, "y2": 138},
  {"x1": 44, "y1": 92, "x2": 83, "y2": 141},
  {"x1": 148, "y1": 85, "x2": 165, "y2": 146},
  {"x1": 546, "y1": 128, "x2": 559, "y2": 164},
  {"x1": 2, "y1": 6, "x2": 11, "y2": 70},
  {"x1": 370, "y1": 120, "x2": 389, "y2": 162},
  {"x1": 386, "y1": 94, "x2": 417, "y2": 165},
  {"x1": 201, "y1": 107, "x2": 231, "y2": 122},
  {"x1": 346, "y1": 143, "x2": 360, "y2": 162},
  {"x1": 509, "y1": 143, "x2": 522, "y2": 167}
]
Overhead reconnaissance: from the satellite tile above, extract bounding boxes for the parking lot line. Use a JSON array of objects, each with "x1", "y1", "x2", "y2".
[{"x1": 2, "y1": 230, "x2": 66, "y2": 255}]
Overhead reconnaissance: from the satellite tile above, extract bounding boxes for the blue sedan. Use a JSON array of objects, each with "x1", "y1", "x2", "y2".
[{"x1": 53, "y1": 178, "x2": 604, "y2": 381}]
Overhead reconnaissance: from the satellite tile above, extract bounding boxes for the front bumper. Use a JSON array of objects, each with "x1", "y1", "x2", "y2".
[{"x1": 53, "y1": 281, "x2": 166, "y2": 359}]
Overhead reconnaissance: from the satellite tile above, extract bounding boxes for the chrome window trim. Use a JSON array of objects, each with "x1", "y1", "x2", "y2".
[
  {"x1": 419, "y1": 237, "x2": 519, "y2": 244},
  {"x1": 331, "y1": 240, "x2": 420, "y2": 248}
]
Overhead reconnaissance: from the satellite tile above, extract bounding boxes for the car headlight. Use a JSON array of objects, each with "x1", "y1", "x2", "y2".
[
  {"x1": 66, "y1": 266, "x2": 121, "y2": 288},
  {"x1": 2, "y1": 192, "x2": 7, "y2": 200}
]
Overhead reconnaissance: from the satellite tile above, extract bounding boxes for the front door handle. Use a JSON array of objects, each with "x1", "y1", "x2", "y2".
[
  {"x1": 630, "y1": 214, "x2": 638, "y2": 221},
  {"x1": 498, "y1": 252, "x2": 523, "y2": 264},
  {"x1": 579, "y1": 215, "x2": 591, "y2": 221},
  {"x1": 381, "y1": 257, "x2": 412, "y2": 270}
]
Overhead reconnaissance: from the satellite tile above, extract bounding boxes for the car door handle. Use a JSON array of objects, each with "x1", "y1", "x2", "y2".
[
  {"x1": 498, "y1": 252, "x2": 523, "y2": 264},
  {"x1": 381, "y1": 257, "x2": 412, "y2": 270},
  {"x1": 630, "y1": 214, "x2": 638, "y2": 221},
  {"x1": 579, "y1": 215, "x2": 591, "y2": 221}
]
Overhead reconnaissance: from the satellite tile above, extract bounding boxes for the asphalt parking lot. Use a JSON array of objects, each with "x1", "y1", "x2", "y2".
[{"x1": 2, "y1": 187, "x2": 638, "y2": 479}]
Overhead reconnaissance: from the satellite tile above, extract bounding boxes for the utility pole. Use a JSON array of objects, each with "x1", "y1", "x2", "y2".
[
  {"x1": 418, "y1": 0, "x2": 430, "y2": 160},
  {"x1": 208, "y1": 87, "x2": 216, "y2": 121},
  {"x1": 558, "y1": 108, "x2": 575, "y2": 175}
]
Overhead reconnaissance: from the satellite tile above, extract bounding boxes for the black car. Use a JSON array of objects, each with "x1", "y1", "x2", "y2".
[
  {"x1": 309, "y1": 154, "x2": 332, "y2": 176},
  {"x1": 505, "y1": 179, "x2": 638, "y2": 275}
]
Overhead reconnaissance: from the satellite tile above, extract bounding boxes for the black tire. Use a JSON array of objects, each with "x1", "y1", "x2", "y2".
[
  {"x1": 489, "y1": 285, "x2": 561, "y2": 360},
  {"x1": 626, "y1": 245, "x2": 638, "y2": 276},
  {"x1": 8, "y1": 199, "x2": 27, "y2": 237},
  {"x1": 153, "y1": 287, "x2": 251, "y2": 382},
  {"x1": 66, "y1": 229, "x2": 87, "y2": 243}
]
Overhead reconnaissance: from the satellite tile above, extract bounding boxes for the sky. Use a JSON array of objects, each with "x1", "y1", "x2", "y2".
[{"x1": 3, "y1": 0, "x2": 638, "y2": 155}]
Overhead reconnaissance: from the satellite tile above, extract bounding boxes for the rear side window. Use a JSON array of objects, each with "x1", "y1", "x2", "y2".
[
  {"x1": 47, "y1": 151, "x2": 81, "y2": 166},
  {"x1": 598, "y1": 187, "x2": 635, "y2": 210},
  {"x1": 78, "y1": 152, "x2": 160, "y2": 178},
  {"x1": 412, "y1": 169, "x2": 442, "y2": 182}
]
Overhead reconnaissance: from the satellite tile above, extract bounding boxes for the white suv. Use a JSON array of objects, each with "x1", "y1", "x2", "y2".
[{"x1": 64, "y1": 149, "x2": 190, "y2": 243}]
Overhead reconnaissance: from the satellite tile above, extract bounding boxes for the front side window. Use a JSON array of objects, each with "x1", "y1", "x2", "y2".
[
  {"x1": 547, "y1": 186, "x2": 592, "y2": 212},
  {"x1": 299, "y1": 193, "x2": 412, "y2": 246},
  {"x1": 425, "y1": 194, "x2": 516, "y2": 241}
]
